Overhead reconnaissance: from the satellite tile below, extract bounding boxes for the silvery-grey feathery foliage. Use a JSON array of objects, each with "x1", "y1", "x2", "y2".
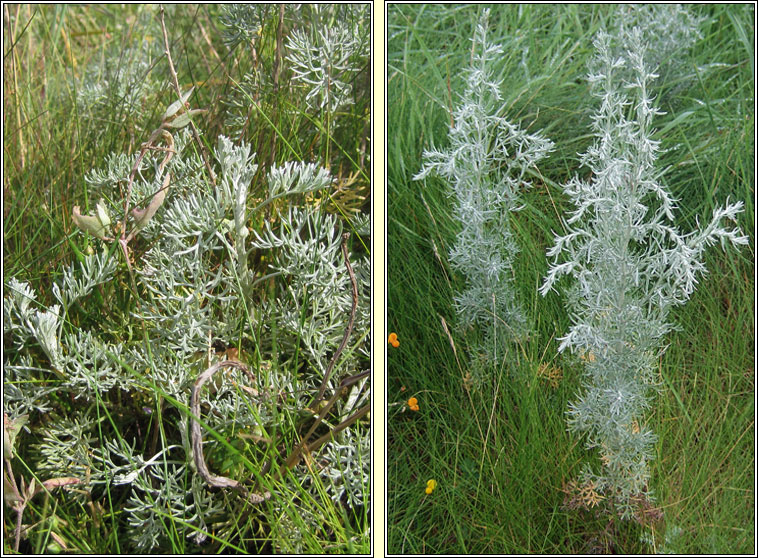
[
  {"x1": 75, "y1": 39, "x2": 159, "y2": 123},
  {"x1": 541, "y1": 28, "x2": 747, "y2": 518},
  {"x1": 613, "y1": 4, "x2": 705, "y2": 88},
  {"x1": 219, "y1": 3, "x2": 270, "y2": 48},
  {"x1": 251, "y1": 205, "x2": 371, "y2": 507},
  {"x1": 640, "y1": 523, "x2": 684, "y2": 554},
  {"x1": 3, "y1": 125, "x2": 369, "y2": 549},
  {"x1": 286, "y1": 4, "x2": 369, "y2": 113},
  {"x1": 220, "y1": 3, "x2": 370, "y2": 166},
  {"x1": 414, "y1": 9, "x2": 554, "y2": 361}
]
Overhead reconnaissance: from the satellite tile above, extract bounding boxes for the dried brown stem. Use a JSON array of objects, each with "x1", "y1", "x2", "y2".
[
  {"x1": 118, "y1": 128, "x2": 174, "y2": 274},
  {"x1": 14, "y1": 506, "x2": 22, "y2": 552},
  {"x1": 304, "y1": 403, "x2": 370, "y2": 457},
  {"x1": 278, "y1": 370, "x2": 370, "y2": 478},
  {"x1": 120, "y1": 126, "x2": 168, "y2": 240}
]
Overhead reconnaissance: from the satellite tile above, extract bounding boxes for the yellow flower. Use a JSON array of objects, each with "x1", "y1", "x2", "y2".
[
  {"x1": 407, "y1": 396, "x2": 419, "y2": 411},
  {"x1": 425, "y1": 479, "x2": 437, "y2": 494},
  {"x1": 388, "y1": 332, "x2": 400, "y2": 348}
]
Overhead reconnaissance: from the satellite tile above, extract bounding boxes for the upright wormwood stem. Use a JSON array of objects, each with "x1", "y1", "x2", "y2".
[
  {"x1": 414, "y1": 9, "x2": 553, "y2": 362},
  {"x1": 541, "y1": 28, "x2": 747, "y2": 517}
]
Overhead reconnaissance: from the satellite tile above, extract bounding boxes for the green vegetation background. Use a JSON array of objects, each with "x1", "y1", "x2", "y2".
[{"x1": 387, "y1": 4, "x2": 754, "y2": 554}]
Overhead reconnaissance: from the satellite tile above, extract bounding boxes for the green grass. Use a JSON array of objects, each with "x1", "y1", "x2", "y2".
[
  {"x1": 387, "y1": 4, "x2": 753, "y2": 554},
  {"x1": 4, "y1": 4, "x2": 369, "y2": 554}
]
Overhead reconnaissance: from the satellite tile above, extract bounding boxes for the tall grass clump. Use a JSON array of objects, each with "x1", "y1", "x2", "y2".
[
  {"x1": 413, "y1": 8, "x2": 553, "y2": 365},
  {"x1": 540, "y1": 27, "x2": 748, "y2": 520},
  {"x1": 3, "y1": 5, "x2": 369, "y2": 554}
]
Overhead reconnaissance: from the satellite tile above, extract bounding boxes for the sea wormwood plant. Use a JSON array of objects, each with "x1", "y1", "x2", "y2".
[
  {"x1": 414, "y1": 9, "x2": 554, "y2": 362},
  {"x1": 4, "y1": 93, "x2": 369, "y2": 555},
  {"x1": 285, "y1": 4, "x2": 370, "y2": 114},
  {"x1": 540, "y1": 28, "x2": 747, "y2": 519},
  {"x1": 75, "y1": 38, "x2": 158, "y2": 126}
]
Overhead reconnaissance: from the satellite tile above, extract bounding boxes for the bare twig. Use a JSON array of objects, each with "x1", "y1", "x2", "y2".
[
  {"x1": 304, "y1": 403, "x2": 370, "y2": 458},
  {"x1": 5, "y1": 5, "x2": 25, "y2": 169},
  {"x1": 159, "y1": 5, "x2": 216, "y2": 185},
  {"x1": 273, "y1": 4, "x2": 284, "y2": 90},
  {"x1": 267, "y1": 4, "x2": 285, "y2": 169},
  {"x1": 313, "y1": 232, "x2": 358, "y2": 405},
  {"x1": 5, "y1": 454, "x2": 81, "y2": 551},
  {"x1": 126, "y1": 131, "x2": 174, "y2": 242},
  {"x1": 118, "y1": 127, "x2": 175, "y2": 273},
  {"x1": 305, "y1": 370, "x2": 370, "y2": 453},
  {"x1": 4, "y1": 455, "x2": 23, "y2": 552},
  {"x1": 14, "y1": 507, "x2": 22, "y2": 552}
]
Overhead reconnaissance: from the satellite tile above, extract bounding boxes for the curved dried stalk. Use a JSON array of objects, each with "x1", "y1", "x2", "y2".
[{"x1": 190, "y1": 360, "x2": 271, "y2": 504}]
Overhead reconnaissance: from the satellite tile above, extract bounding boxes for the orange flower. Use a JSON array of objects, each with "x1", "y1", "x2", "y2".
[
  {"x1": 407, "y1": 396, "x2": 419, "y2": 411},
  {"x1": 388, "y1": 332, "x2": 399, "y2": 348}
]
